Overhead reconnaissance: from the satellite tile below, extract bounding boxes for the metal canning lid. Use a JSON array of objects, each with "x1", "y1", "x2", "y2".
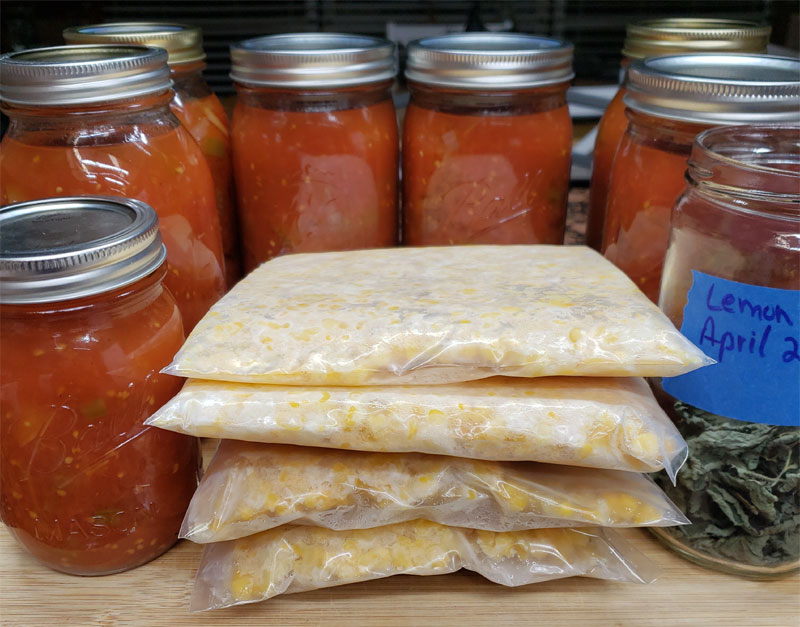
[
  {"x1": 405, "y1": 33, "x2": 574, "y2": 89},
  {"x1": 623, "y1": 18, "x2": 771, "y2": 59},
  {"x1": 63, "y1": 22, "x2": 205, "y2": 66},
  {"x1": 0, "y1": 196, "x2": 166, "y2": 304},
  {"x1": 624, "y1": 54, "x2": 800, "y2": 125},
  {"x1": 231, "y1": 33, "x2": 396, "y2": 88},
  {"x1": 0, "y1": 44, "x2": 171, "y2": 106}
]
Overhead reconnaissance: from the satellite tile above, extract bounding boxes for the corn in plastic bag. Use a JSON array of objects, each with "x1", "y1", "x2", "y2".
[
  {"x1": 191, "y1": 521, "x2": 659, "y2": 610},
  {"x1": 147, "y1": 376, "x2": 687, "y2": 477},
  {"x1": 165, "y1": 246, "x2": 711, "y2": 386},
  {"x1": 181, "y1": 440, "x2": 688, "y2": 543}
]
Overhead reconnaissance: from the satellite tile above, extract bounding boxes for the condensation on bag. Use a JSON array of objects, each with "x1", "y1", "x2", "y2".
[
  {"x1": 181, "y1": 440, "x2": 688, "y2": 543},
  {"x1": 146, "y1": 376, "x2": 688, "y2": 479},
  {"x1": 190, "y1": 521, "x2": 659, "y2": 611},
  {"x1": 164, "y1": 246, "x2": 711, "y2": 385}
]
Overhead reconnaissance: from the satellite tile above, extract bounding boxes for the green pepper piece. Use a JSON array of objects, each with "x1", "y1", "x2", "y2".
[
  {"x1": 202, "y1": 136, "x2": 227, "y2": 159},
  {"x1": 80, "y1": 398, "x2": 107, "y2": 420}
]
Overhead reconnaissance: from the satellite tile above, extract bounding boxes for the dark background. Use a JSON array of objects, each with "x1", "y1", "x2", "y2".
[{"x1": 2, "y1": 0, "x2": 798, "y2": 96}]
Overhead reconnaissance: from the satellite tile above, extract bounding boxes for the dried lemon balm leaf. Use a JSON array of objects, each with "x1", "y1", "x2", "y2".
[
  {"x1": 180, "y1": 440, "x2": 688, "y2": 543},
  {"x1": 190, "y1": 521, "x2": 658, "y2": 610},
  {"x1": 164, "y1": 246, "x2": 711, "y2": 385},
  {"x1": 146, "y1": 376, "x2": 687, "y2": 477}
]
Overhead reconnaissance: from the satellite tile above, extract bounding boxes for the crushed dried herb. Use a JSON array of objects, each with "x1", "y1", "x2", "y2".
[{"x1": 654, "y1": 401, "x2": 799, "y2": 568}]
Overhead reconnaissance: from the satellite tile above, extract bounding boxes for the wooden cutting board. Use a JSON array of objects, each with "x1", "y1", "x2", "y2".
[{"x1": 2, "y1": 517, "x2": 797, "y2": 626}]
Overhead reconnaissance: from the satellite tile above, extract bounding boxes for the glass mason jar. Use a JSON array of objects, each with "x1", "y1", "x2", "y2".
[
  {"x1": 602, "y1": 54, "x2": 800, "y2": 303},
  {"x1": 0, "y1": 197, "x2": 201, "y2": 576},
  {"x1": 230, "y1": 33, "x2": 399, "y2": 272},
  {"x1": 651, "y1": 125, "x2": 800, "y2": 578},
  {"x1": 403, "y1": 34, "x2": 573, "y2": 246},
  {"x1": 0, "y1": 44, "x2": 226, "y2": 332},
  {"x1": 585, "y1": 18, "x2": 770, "y2": 250},
  {"x1": 63, "y1": 23, "x2": 241, "y2": 288}
]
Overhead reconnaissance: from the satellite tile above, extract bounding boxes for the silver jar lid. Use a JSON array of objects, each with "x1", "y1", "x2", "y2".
[
  {"x1": 0, "y1": 196, "x2": 166, "y2": 304},
  {"x1": 624, "y1": 54, "x2": 800, "y2": 125},
  {"x1": 405, "y1": 33, "x2": 574, "y2": 89},
  {"x1": 0, "y1": 44, "x2": 171, "y2": 106},
  {"x1": 230, "y1": 33, "x2": 396, "y2": 88},
  {"x1": 63, "y1": 22, "x2": 206, "y2": 65}
]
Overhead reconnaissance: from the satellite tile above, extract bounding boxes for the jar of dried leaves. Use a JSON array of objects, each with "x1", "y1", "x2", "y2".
[{"x1": 651, "y1": 125, "x2": 800, "y2": 578}]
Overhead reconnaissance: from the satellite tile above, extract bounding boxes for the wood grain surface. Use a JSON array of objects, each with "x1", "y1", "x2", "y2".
[{"x1": 2, "y1": 523, "x2": 798, "y2": 627}]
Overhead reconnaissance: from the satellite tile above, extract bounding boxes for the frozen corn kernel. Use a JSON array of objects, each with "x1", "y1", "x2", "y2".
[
  {"x1": 148, "y1": 375, "x2": 687, "y2": 478},
  {"x1": 230, "y1": 573, "x2": 253, "y2": 599},
  {"x1": 632, "y1": 432, "x2": 660, "y2": 459},
  {"x1": 190, "y1": 520, "x2": 659, "y2": 610},
  {"x1": 166, "y1": 246, "x2": 711, "y2": 386},
  {"x1": 179, "y1": 440, "x2": 688, "y2": 544}
]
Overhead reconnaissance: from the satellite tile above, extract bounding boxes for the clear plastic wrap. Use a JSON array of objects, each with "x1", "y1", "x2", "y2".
[
  {"x1": 164, "y1": 246, "x2": 711, "y2": 385},
  {"x1": 181, "y1": 440, "x2": 688, "y2": 543},
  {"x1": 190, "y1": 521, "x2": 659, "y2": 610},
  {"x1": 146, "y1": 376, "x2": 688, "y2": 477}
]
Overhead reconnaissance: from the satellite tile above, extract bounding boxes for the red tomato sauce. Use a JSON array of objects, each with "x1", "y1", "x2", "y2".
[
  {"x1": 602, "y1": 113, "x2": 709, "y2": 303},
  {"x1": 0, "y1": 121, "x2": 225, "y2": 332},
  {"x1": 232, "y1": 91, "x2": 398, "y2": 272},
  {"x1": 586, "y1": 86, "x2": 628, "y2": 250},
  {"x1": 402, "y1": 87, "x2": 571, "y2": 246},
  {"x1": 171, "y1": 90, "x2": 240, "y2": 287},
  {"x1": 0, "y1": 266, "x2": 200, "y2": 575}
]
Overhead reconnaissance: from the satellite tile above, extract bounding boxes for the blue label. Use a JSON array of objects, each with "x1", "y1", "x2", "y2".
[{"x1": 662, "y1": 271, "x2": 800, "y2": 427}]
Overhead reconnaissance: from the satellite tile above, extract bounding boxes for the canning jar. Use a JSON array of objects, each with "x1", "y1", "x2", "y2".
[
  {"x1": 651, "y1": 125, "x2": 800, "y2": 578},
  {"x1": 602, "y1": 54, "x2": 800, "y2": 302},
  {"x1": 63, "y1": 23, "x2": 241, "y2": 288},
  {"x1": 230, "y1": 33, "x2": 398, "y2": 271},
  {"x1": 0, "y1": 44, "x2": 226, "y2": 332},
  {"x1": 0, "y1": 197, "x2": 201, "y2": 576},
  {"x1": 585, "y1": 18, "x2": 770, "y2": 250},
  {"x1": 403, "y1": 33, "x2": 573, "y2": 246}
]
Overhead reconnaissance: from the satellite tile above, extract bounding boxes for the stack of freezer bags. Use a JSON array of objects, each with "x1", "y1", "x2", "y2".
[{"x1": 147, "y1": 246, "x2": 711, "y2": 611}]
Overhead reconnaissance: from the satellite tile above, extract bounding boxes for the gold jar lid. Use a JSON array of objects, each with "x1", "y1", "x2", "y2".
[
  {"x1": 63, "y1": 22, "x2": 205, "y2": 65},
  {"x1": 622, "y1": 18, "x2": 770, "y2": 59}
]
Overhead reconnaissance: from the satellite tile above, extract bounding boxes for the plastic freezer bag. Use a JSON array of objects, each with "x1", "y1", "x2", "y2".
[
  {"x1": 181, "y1": 440, "x2": 688, "y2": 543},
  {"x1": 191, "y1": 521, "x2": 658, "y2": 610},
  {"x1": 146, "y1": 376, "x2": 688, "y2": 477},
  {"x1": 165, "y1": 246, "x2": 711, "y2": 386}
]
